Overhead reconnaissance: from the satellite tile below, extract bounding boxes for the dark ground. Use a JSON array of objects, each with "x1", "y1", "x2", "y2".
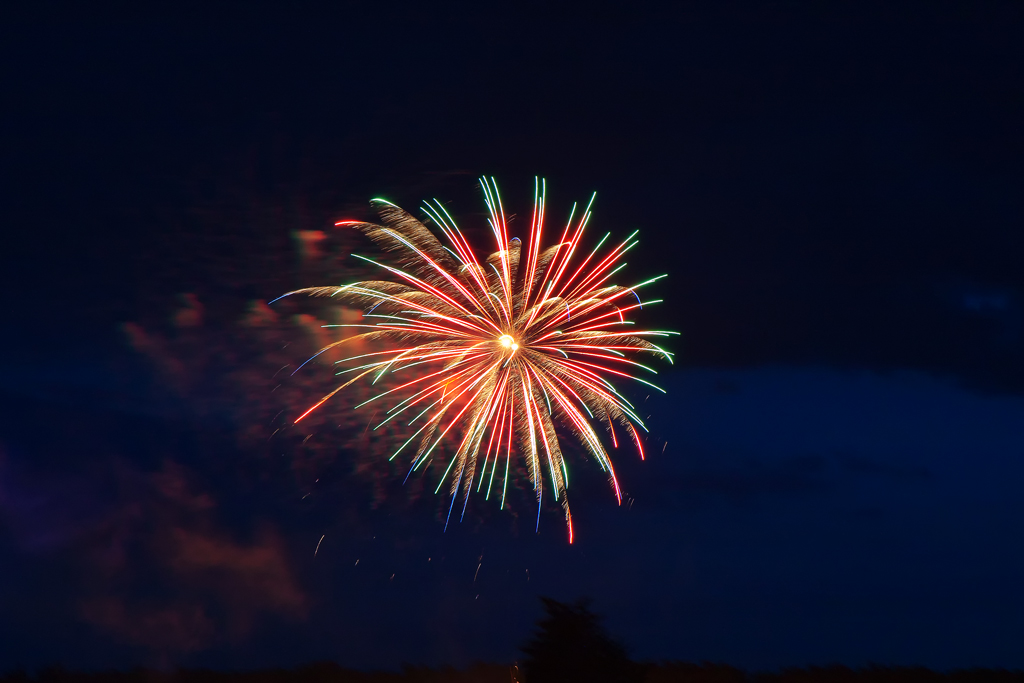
[{"x1": 3, "y1": 664, "x2": 1023, "y2": 683}]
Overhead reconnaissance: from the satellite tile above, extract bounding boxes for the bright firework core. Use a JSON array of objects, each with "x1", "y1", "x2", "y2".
[
  {"x1": 283, "y1": 176, "x2": 675, "y2": 542},
  {"x1": 497, "y1": 334, "x2": 519, "y2": 352}
]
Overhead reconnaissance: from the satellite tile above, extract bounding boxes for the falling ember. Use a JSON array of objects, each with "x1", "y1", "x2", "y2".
[{"x1": 278, "y1": 177, "x2": 676, "y2": 542}]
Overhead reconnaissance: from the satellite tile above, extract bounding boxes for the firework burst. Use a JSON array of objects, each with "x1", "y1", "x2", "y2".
[{"x1": 279, "y1": 178, "x2": 675, "y2": 542}]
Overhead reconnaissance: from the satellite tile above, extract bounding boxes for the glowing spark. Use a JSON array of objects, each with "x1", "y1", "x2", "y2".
[
  {"x1": 498, "y1": 334, "x2": 519, "y2": 352},
  {"x1": 281, "y1": 177, "x2": 675, "y2": 542}
]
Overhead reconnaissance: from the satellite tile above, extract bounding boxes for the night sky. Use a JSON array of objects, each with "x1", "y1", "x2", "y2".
[{"x1": 2, "y1": 2, "x2": 1024, "y2": 673}]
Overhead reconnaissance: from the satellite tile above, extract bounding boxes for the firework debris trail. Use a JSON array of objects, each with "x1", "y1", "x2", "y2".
[{"x1": 277, "y1": 178, "x2": 676, "y2": 542}]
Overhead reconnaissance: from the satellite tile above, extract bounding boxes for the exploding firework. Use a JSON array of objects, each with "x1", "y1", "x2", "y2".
[{"x1": 278, "y1": 178, "x2": 675, "y2": 541}]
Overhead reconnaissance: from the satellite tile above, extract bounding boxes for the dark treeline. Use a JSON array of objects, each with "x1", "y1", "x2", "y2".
[
  {"x1": 6, "y1": 601, "x2": 1021, "y2": 683},
  {"x1": 3, "y1": 662, "x2": 1023, "y2": 683}
]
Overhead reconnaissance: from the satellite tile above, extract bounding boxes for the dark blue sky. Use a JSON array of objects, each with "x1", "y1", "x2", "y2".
[
  {"x1": 2, "y1": 367, "x2": 1023, "y2": 670},
  {"x1": 1, "y1": 1, "x2": 1023, "y2": 673}
]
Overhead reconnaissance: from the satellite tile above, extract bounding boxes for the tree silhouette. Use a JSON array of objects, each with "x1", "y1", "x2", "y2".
[{"x1": 520, "y1": 597, "x2": 642, "y2": 683}]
